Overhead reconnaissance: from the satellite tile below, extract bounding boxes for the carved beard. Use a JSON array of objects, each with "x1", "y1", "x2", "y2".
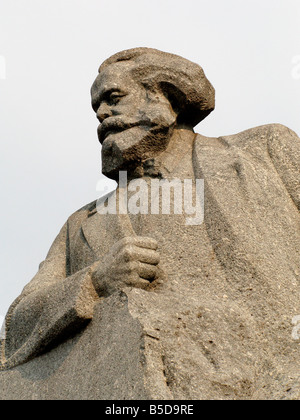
[{"x1": 100, "y1": 105, "x2": 177, "y2": 180}]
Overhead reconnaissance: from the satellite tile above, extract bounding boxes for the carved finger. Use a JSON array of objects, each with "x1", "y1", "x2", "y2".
[
  {"x1": 124, "y1": 272, "x2": 150, "y2": 289},
  {"x1": 134, "y1": 237, "x2": 158, "y2": 250},
  {"x1": 137, "y1": 262, "x2": 157, "y2": 280},
  {"x1": 133, "y1": 247, "x2": 160, "y2": 265}
]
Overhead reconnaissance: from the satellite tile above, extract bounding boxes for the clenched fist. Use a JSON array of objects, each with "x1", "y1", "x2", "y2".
[{"x1": 91, "y1": 236, "x2": 160, "y2": 297}]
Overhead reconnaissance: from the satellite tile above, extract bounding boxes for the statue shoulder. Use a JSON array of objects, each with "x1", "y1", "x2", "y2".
[
  {"x1": 194, "y1": 124, "x2": 299, "y2": 169},
  {"x1": 218, "y1": 123, "x2": 299, "y2": 145},
  {"x1": 194, "y1": 124, "x2": 299, "y2": 152},
  {"x1": 66, "y1": 190, "x2": 117, "y2": 227},
  {"x1": 66, "y1": 199, "x2": 98, "y2": 227}
]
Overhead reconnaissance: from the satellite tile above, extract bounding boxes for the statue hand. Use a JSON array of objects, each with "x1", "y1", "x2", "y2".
[{"x1": 91, "y1": 236, "x2": 160, "y2": 297}]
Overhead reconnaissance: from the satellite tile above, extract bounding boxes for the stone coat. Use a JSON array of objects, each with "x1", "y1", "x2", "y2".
[{"x1": 0, "y1": 123, "x2": 299, "y2": 400}]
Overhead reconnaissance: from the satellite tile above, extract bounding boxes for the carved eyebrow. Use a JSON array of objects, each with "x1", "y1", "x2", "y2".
[{"x1": 92, "y1": 88, "x2": 125, "y2": 112}]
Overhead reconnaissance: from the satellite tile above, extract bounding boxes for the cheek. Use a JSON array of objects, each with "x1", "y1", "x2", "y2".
[
  {"x1": 116, "y1": 94, "x2": 148, "y2": 116},
  {"x1": 144, "y1": 102, "x2": 177, "y2": 127}
]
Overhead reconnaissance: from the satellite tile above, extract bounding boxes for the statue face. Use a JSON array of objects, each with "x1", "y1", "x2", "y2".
[{"x1": 91, "y1": 62, "x2": 177, "y2": 179}]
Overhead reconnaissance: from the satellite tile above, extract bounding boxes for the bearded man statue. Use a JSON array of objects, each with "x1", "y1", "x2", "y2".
[{"x1": 0, "y1": 48, "x2": 299, "y2": 400}]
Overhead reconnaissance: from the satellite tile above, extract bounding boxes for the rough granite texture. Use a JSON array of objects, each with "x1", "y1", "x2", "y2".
[{"x1": 0, "y1": 48, "x2": 299, "y2": 400}]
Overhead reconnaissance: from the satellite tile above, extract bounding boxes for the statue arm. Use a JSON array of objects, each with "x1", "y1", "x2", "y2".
[
  {"x1": 1, "y1": 221, "x2": 99, "y2": 369},
  {"x1": 268, "y1": 124, "x2": 300, "y2": 211}
]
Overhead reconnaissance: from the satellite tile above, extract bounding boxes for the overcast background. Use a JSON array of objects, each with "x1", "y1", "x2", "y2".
[{"x1": 0, "y1": 0, "x2": 300, "y2": 328}]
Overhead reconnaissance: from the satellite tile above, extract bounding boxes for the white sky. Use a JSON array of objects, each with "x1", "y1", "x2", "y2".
[{"x1": 0, "y1": 0, "x2": 300, "y2": 318}]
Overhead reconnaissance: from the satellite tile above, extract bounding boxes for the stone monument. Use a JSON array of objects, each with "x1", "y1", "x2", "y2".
[{"x1": 0, "y1": 48, "x2": 299, "y2": 400}]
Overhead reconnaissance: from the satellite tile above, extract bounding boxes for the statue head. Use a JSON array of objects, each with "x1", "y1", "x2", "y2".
[{"x1": 91, "y1": 47, "x2": 215, "y2": 180}]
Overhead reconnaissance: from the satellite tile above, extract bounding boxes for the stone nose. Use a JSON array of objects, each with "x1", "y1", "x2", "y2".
[{"x1": 97, "y1": 102, "x2": 112, "y2": 123}]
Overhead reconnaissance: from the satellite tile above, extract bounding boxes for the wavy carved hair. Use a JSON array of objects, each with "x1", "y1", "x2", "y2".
[{"x1": 98, "y1": 47, "x2": 215, "y2": 127}]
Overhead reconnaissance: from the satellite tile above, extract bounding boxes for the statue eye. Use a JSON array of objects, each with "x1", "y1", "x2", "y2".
[{"x1": 109, "y1": 92, "x2": 125, "y2": 105}]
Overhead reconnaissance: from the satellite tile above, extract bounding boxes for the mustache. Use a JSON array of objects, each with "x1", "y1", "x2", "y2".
[{"x1": 98, "y1": 117, "x2": 149, "y2": 144}]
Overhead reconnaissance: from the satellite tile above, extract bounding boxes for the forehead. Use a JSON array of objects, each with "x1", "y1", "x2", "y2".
[{"x1": 91, "y1": 62, "x2": 137, "y2": 99}]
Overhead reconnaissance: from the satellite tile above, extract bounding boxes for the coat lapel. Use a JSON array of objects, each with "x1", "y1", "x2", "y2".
[{"x1": 81, "y1": 189, "x2": 137, "y2": 259}]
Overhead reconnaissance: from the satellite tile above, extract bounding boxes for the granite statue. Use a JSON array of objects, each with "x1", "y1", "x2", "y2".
[{"x1": 0, "y1": 48, "x2": 299, "y2": 400}]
